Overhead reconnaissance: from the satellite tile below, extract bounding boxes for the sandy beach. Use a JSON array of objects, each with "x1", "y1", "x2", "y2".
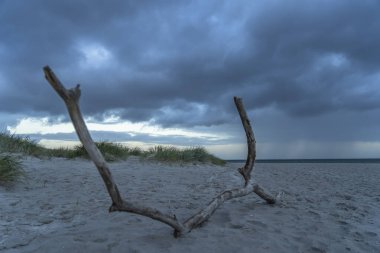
[{"x1": 1, "y1": 157, "x2": 379, "y2": 252}]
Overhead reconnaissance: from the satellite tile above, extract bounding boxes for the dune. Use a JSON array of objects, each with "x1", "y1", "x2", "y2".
[{"x1": 1, "y1": 157, "x2": 379, "y2": 252}]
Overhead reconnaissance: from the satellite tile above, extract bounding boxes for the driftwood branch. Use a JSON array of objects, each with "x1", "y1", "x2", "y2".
[
  {"x1": 43, "y1": 66, "x2": 185, "y2": 233},
  {"x1": 234, "y1": 97, "x2": 256, "y2": 184},
  {"x1": 43, "y1": 66, "x2": 278, "y2": 237},
  {"x1": 180, "y1": 96, "x2": 276, "y2": 233}
]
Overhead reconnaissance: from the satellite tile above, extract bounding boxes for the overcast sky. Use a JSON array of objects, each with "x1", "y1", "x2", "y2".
[{"x1": 1, "y1": 0, "x2": 380, "y2": 159}]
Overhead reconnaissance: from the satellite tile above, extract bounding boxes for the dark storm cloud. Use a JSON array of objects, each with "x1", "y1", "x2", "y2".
[{"x1": 1, "y1": 0, "x2": 380, "y2": 127}]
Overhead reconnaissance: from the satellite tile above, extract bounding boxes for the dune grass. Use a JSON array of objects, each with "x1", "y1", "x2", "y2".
[
  {"x1": 150, "y1": 146, "x2": 226, "y2": 165},
  {"x1": 0, "y1": 132, "x2": 225, "y2": 185},
  {"x1": 68, "y1": 143, "x2": 225, "y2": 165},
  {"x1": 0, "y1": 155, "x2": 25, "y2": 185},
  {"x1": 0, "y1": 132, "x2": 45, "y2": 156},
  {"x1": 66, "y1": 142, "x2": 138, "y2": 162},
  {"x1": 0, "y1": 132, "x2": 225, "y2": 165}
]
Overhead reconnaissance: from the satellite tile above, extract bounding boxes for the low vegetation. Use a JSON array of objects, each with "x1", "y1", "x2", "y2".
[
  {"x1": 0, "y1": 132, "x2": 45, "y2": 156},
  {"x1": 0, "y1": 155, "x2": 25, "y2": 185},
  {"x1": 63, "y1": 142, "x2": 143, "y2": 162},
  {"x1": 150, "y1": 146, "x2": 226, "y2": 165},
  {"x1": 0, "y1": 132, "x2": 225, "y2": 165}
]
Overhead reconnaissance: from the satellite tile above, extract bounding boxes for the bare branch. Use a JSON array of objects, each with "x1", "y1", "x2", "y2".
[
  {"x1": 43, "y1": 66, "x2": 279, "y2": 237},
  {"x1": 233, "y1": 96, "x2": 256, "y2": 184},
  {"x1": 114, "y1": 200, "x2": 186, "y2": 236},
  {"x1": 183, "y1": 181, "x2": 257, "y2": 230},
  {"x1": 181, "y1": 97, "x2": 276, "y2": 232},
  {"x1": 43, "y1": 66, "x2": 70, "y2": 101},
  {"x1": 43, "y1": 66, "x2": 184, "y2": 234},
  {"x1": 253, "y1": 184, "x2": 276, "y2": 204}
]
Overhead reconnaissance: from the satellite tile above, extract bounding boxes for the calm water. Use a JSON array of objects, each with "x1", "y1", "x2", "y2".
[{"x1": 227, "y1": 159, "x2": 380, "y2": 164}]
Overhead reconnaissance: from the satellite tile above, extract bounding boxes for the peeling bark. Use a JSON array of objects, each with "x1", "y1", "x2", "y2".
[{"x1": 43, "y1": 66, "x2": 279, "y2": 237}]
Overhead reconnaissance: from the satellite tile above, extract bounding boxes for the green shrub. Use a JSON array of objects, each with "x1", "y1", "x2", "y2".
[{"x1": 0, "y1": 155, "x2": 25, "y2": 185}]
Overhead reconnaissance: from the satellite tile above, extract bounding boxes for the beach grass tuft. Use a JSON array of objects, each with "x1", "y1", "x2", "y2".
[
  {"x1": 69, "y1": 142, "x2": 131, "y2": 161},
  {"x1": 0, "y1": 132, "x2": 45, "y2": 156},
  {"x1": 0, "y1": 155, "x2": 25, "y2": 185},
  {"x1": 149, "y1": 146, "x2": 226, "y2": 165},
  {"x1": 1, "y1": 132, "x2": 225, "y2": 165}
]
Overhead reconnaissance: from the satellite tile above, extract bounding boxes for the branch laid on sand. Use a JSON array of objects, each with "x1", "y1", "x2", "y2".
[
  {"x1": 43, "y1": 66, "x2": 278, "y2": 237},
  {"x1": 180, "y1": 97, "x2": 277, "y2": 234},
  {"x1": 43, "y1": 66, "x2": 185, "y2": 233},
  {"x1": 234, "y1": 97, "x2": 256, "y2": 184}
]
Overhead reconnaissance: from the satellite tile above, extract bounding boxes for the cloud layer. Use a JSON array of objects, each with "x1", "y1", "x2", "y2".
[{"x1": 1, "y1": 0, "x2": 380, "y2": 158}]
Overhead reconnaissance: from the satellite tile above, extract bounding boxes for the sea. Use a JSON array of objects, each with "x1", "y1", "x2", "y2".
[{"x1": 227, "y1": 159, "x2": 380, "y2": 164}]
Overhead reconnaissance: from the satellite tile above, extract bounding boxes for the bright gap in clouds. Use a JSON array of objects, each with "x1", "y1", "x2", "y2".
[
  {"x1": 7, "y1": 117, "x2": 380, "y2": 160},
  {"x1": 7, "y1": 116, "x2": 227, "y2": 141},
  {"x1": 37, "y1": 139, "x2": 170, "y2": 150},
  {"x1": 76, "y1": 41, "x2": 113, "y2": 69},
  {"x1": 7, "y1": 116, "x2": 234, "y2": 159}
]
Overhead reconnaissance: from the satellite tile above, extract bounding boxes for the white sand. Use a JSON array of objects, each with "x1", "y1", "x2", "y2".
[{"x1": 1, "y1": 157, "x2": 379, "y2": 252}]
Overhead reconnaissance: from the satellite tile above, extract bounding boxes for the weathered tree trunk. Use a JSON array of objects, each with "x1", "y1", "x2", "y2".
[
  {"x1": 234, "y1": 97, "x2": 256, "y2": 184},
  {"x1": 43, "y1": 66, "x2": 278, "y2": 237},
  {"x1": 180, "y1": 97, "x2": 277, "y2": 234},
  {"x1": 43, "y1": 66, "x2": 185, "y2": 233}
]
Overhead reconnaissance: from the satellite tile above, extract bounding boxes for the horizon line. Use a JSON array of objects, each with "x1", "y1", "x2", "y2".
[{"x1": 227, "y1": 158, "x2": 380, "y2": 163}]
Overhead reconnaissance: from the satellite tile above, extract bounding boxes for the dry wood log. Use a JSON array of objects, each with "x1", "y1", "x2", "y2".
[
  {"x1": 180, "y1": 97, "x2": 277, "y2": 234},
  {"x1": 43, "y1": 66, "x2": 185, "y2": 234},
  {"x1": 234, "y1": 97, "x2": 256, "y2": 185},
  {"x1": 43, "y1": 66, "x2": 278, "y2": 237}
]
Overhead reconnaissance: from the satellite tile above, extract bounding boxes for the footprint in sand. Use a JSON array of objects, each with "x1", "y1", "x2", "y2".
[
  {"x1": 92, "y1": 237, "x2": 108, "y2": 243},
  {"x1": 364, "y1": 231, "x2": 377, "y2": 237},
  {"x1": 248, "y1": 220, "x2": 268, "y2": 228},
  {"x1": 352, "y1": 231, "x2": 364, "y2": 242}
]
